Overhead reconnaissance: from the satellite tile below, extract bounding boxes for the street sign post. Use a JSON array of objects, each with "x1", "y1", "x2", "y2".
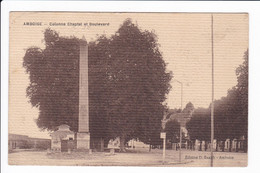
[
  {"x1": 160, "y1": 132, "x2": 166, "y2": 139},
  {"x1": 160, "y1": 132, "x2": 166, "y2": 164}
]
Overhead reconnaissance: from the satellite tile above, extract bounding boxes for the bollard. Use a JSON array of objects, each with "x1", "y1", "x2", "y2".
[
  {"x1": 110, "y1": 148, "x2": 115, "y2": 155},
  {"x1": 47, "y1": 148, "x2": 51, "y2": 154}
]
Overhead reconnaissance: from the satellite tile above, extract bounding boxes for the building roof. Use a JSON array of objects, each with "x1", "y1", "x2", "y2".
[
  {"x1": 57, "y1": 124, "x2": 71, "y2": 131},
  {"x1": 51, "y1": 124, "x2": 74, "y2": 138},
  {"x1": 9, "y1": 134, "x2": 29, "y2": 140},
  {"x1": 8, "y1": 133, "x2": 50, "y2": 141}
]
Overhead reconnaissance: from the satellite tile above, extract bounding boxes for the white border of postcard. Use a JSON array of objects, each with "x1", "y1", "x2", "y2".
[{"x1": 2, "y1": 1, "x2": 260, "y2": 173}]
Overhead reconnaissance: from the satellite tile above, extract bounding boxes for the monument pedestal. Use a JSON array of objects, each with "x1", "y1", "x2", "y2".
[{"x1": 76, "y1": 132, "x2": 90, "y2": 150}]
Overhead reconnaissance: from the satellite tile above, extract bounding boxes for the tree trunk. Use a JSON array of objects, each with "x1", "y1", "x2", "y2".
[
  {"x1": 205, "y1": 141, "x2": 207, "y2": 151},
  {"x1": 120, "y1": 136, "x2": 126, "y2": 152},
  {"x1": 199, "y1": 141, "x2": 202, "y2": 151},
  {"x1": 216, "y1": 140, "x2": 218, "y2": 152},
  {"x1": 244, "y1": 138, "x2": 248, "y2": 153},
  {"x1": 149, "y1": 144, "x2": 151, "y2": 152},
  {"x1": 229, "y1": 139, "x2": 232, "y2": 152},
  {"x1": 236, "y1": 140, "x2": 239, "y2": 152},
  {"x1": 100, "y1": 138, "x2": 104, "y2": 152}
]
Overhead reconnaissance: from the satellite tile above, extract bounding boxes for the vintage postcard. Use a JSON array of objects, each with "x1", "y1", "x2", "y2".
[{"x1": 8, "y1": 12, "x2": 248, "y2": 167}]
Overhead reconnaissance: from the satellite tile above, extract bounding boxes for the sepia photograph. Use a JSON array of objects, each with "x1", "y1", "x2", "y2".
[{"x1": 8, "y1": 12, "x2": 248, "y2": 167}]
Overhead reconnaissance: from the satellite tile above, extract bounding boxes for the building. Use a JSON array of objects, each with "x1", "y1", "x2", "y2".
[
  {"x1": 50, "y1": 124, "x2": 75, "y2": 152},
  {"x1": 127, "y1": 139, "x2": 150, "y2": 149},
  {"x1": 8, "y1": 133, "x2": 51, "y2": 151}
]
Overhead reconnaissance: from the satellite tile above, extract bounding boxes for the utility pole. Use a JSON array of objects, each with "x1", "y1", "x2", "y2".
[
  {"x1": 175, "y1": 79, "x2": 183, "y2": 163},
  {"x1": 210, "y1": 14, "x2": 215, "y2": 167},
  {"x1": 179, "y1": 82, "x2": 183, "y2": 163}
]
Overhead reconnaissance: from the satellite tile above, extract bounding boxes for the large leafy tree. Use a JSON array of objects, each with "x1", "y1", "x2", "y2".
[
  {"x1": 23, "y1": 19, "x2": 172, "y2": 150},
  {"x1": 213, "y1": 97, "x2": 234, "y2": 151},
  {"x1": 104, "y1": 19, "x2": 172, "y2": 150},
  {"x1": 234, "y1": 50, "x2": 248, "y2": 140},
  {"x1": 23, "y1": 29, "x2": 80, "y2": 132},
  {"x1": 186, "y1": 108, "x2": 211, "y2": 144},
  {"x1": 228, "y1": 50, "x2": 248, "y2": 151},
  {"x1": 165, "y1": 120, "x2": 180, "y2": 144},
  {"x1": 183, "y1": 102, "x2": 194, "y2": 114},
  {"x1": 214, "y1": 50, "x2": 248, "y2": 151},
  {"x1": 186, "y1": 50, "x2": 248, "y2": 152}
]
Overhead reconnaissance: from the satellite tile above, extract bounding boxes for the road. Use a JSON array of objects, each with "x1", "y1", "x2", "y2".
[{"x1": 8, "y1": 148, "x2": 247, "y2": 166}]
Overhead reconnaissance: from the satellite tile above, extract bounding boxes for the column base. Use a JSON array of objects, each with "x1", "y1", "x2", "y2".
[{"x1": 76, "y1": 132, "x2": 90, "y2": 150}]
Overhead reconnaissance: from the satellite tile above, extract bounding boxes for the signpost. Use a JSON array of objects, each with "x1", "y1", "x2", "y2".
[{"x1": 160, "y1": 132, "x2": 166, "y2": 164}]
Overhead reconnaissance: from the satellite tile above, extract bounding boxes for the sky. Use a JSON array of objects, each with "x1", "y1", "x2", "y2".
[{"x1": 9, "y1": 12, "x2": 248, "y2": 138}]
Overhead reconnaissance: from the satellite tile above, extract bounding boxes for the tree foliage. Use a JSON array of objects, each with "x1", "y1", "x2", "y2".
[
  {"x1": 186, "y1": 50, "x2": 248, "y2": 151},
  {"x1": 23, "y1": 29, "x2": 80, "y2": 131},
  {"x1": 23, "y1": 19, "x2": 172, "y2": 148},
  {"x1": 186, "y1": 108, "x2": 211, "y2": 141},
  {"x1": 165, "y1": 120, "x2": 180, "y2": 143},
  {"x1": 100, "y1": 19, "x2": 172, "y2": 147},
  {"x1": 183, "y1": 102, "x2": 194, "y2": 113}
]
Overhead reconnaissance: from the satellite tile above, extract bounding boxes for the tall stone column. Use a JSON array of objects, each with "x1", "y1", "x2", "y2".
[{"x1": 76, "y1": 36, "x2": 90, "y2": 150}]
